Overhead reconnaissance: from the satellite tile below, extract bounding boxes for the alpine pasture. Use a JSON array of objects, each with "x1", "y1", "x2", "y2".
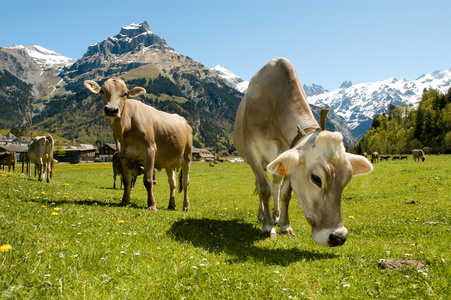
[{"x1": 1, "y1": 156, "x2": 450, "y2": 299}]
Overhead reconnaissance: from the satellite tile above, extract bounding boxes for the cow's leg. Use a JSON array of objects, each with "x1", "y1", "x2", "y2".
[
  {"x1": 271, "y1": 174, "x2": 282, "y2": 224},
  {"x1": 38, "y1": 159, "x2": 44, "y2": 182},
  {"x1": 166, "y1": 168, "x2": 177, "y2": 210},
  {"x1": 143, "y1": 151, "x2": 157, "y2": 211},
  {"x1": 46, "y1": 161, "x2": 51, "y2": 183},
  {"x1": 279, "y1": 178, "x2": 295, "y2": 236},
  {"x1": 256, "y1": 179, "x2": 264, "y2": 222},
  {"x1": 181, "y1": 158, "x2": 190, "y2": 212},
  {"x1": 113, "y1": 172, "x2": 117, "y2": 189},
  {"x1": 131, "y1": 174, "x2": 137, "y2": 190},
  {"x1": 251, "y1": 164, "x2": 275, "y2": 238},
  {"x1": 120, "y1": 160, "x2": 133, "y2": 207}
]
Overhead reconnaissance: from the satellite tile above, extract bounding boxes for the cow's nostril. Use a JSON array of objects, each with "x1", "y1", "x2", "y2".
[
  {"x1": 104, "y1": 106, "x2": 119, "y2": 117},
  {"x1": 328, "y1": 233, "x2": 347, "y2": 247}
]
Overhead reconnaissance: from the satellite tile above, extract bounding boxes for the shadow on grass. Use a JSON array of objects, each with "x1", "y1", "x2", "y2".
[{"x1": 168, "y1": 218, "x2": 336, "y2": 265}]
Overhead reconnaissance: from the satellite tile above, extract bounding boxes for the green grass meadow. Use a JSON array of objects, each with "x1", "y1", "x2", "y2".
[{"x1": 1, "y1": 156, "x2": 450, "y2": 299}]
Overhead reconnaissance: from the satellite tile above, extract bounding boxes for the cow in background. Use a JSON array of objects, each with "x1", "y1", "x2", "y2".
[
  {"x1": 0, "y1": 152, "x2": 16, "y2": 172},
  {"x1": 412, "y1": 149, "x2": 425, "y2": 162},
  {"x1": 233, "y1": 58, "x2": 373, "y2": 247},
  {"x1": 85, "y1": 78, "x2": 192, "y2": 211},
  {"x1": 28, "y1": 135, "x2": 54, "y2": 182},
  {"x1": 371, "y1": 152, "x2": 379, "y2": 163},
  {"x1": 112, "y1": 152, "x2": 157, "y2": 190}
]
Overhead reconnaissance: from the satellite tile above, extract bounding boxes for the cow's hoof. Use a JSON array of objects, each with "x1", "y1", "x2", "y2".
[
  {"x1": 261, "y1": 230, "x2": 277, "y2": 240},
  {"x1": 148, "y1": 206, "x2": 158, "y2": 211},
  {"x1": 281, "y1": 228, "x2": 296, "y2": 237},
  {"x1": 183, "y1": 207, "x2": 190, "y2": 212},
  {"x1": 167, "y1": 205, "x2": 176, "y2": 210},
  {"x1": 120, "y1": 201, "x2": 130, "y2": 206}
]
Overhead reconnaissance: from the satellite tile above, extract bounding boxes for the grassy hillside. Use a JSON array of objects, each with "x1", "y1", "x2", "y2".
[{"x1": 1, "y1": 156, "x2": 449, "y2": 298}]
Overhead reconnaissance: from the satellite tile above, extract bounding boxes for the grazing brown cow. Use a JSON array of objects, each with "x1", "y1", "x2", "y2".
[
  {"x1": 0, "y1": 152, "x2": 16, "y2": 172},
  {"x1": 412, "y1": 149, "x2": 425, "y2": 162},
  {"x1": 233, "y1": 58, "x2": 373, "y2": 247},
  {"x1": 28, "y1": 135, "x2": 54, "y2": 182},
  {"x1": 85, "y1": 78, "x2": 192, "y2": 211}
]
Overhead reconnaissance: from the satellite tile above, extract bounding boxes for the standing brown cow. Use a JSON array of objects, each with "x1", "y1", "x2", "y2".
[
  {"x1": 0, "y1": 152, "x2": 16, "y2": 172},
  {"x1": 85, "y1": 78, "x2": 192, "y2": 211},
  {"x1": 112, "y1": 152, "x2": 145, "y2": 189},
  {"x1": 28, "y1": 135, "x2": 54, "y2": 182}
]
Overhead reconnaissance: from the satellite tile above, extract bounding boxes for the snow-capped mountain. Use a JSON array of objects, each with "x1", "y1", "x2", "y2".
[
  {"x1": 309, "y1": 69, "x2": 451, "y2": 138},
  {"x1": 211, "y1": 65, "x2": 249, "y2": 93},
  {"x1": 0, "y1": 45, "x2": 75, "y2": 99}
]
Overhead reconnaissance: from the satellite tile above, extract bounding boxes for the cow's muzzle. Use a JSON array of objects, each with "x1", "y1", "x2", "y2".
[
  {"x1": 313, "y1": 227, "x2": 348, "y2": 247},
  {"x1": 328, "y1": 231, "x2": 347, "y2": 247},
  {"x1": 104, "y1": 106, "x2": 120, "y2": 118}
]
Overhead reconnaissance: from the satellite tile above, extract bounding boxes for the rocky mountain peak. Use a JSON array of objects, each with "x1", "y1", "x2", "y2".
[
  {"x1": 119, "y1": 21, "x2": 152, "y2": 37},
  {"x1": 83, "y1": 21, "x2": 169, "y2": 59}
]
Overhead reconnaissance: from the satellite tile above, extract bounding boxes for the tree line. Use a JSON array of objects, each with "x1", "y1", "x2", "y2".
[{"x1": 350, "y1": 88, "x2": 451, "y2": 155}]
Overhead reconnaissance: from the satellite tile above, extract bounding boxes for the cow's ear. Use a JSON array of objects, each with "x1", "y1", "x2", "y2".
[
  {"x1": 127, "y1": 87, "x2": 146, "y2": 97},
  {"x1": 346, "y1": 153, "x2": 373, "y2": 176},
  {"x1": 84, "y1": 80, "x2": 101, "y2": 94},
  {"x1": 267, "y1": 149, "x2": 301, "y2": 177}
]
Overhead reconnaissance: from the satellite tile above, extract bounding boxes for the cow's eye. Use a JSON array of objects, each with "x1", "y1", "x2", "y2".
[
  {"x1": 311, "y1": 174, "x2": 322, "y2": 188},
  {"x1": 123, "y1": 92, "x2": 128, "y2": 97}
]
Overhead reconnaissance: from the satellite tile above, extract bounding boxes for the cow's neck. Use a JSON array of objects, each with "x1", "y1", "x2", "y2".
[
  {"x1": 290, "y1": 126, "x2": 320, "y2": 148},
  {"x1": 109, "y1": 113, "x2": 131, "y2": 155}
]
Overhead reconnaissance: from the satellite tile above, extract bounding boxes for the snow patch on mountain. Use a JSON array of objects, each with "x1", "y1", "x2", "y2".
[
  {"x1": 211, "y1": 65, "x2": 249, "y2": 93},
  {"x1": 7, "y1": 45, "x2": 75, "y2": 68},
  {"x1": 309, "y1": 69, "x2": 451, "y2": 138}
]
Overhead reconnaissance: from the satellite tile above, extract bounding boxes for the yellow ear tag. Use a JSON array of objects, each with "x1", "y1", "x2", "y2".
[{"x1": 278, "y1": 163, "x2": 287, "y2": 176}]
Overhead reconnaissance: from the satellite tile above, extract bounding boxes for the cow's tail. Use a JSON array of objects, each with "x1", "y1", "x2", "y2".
[{"x1": 178, "y1": 169, "x2": 183, "y2": 193}]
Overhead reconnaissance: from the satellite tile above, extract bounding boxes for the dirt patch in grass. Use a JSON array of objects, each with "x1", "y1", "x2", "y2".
[{"x1": 378, "y1": 259, "x2": 427, "y2": 272}]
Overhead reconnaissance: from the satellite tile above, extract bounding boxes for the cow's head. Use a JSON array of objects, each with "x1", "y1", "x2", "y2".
[
  {"x1": 84, "y1": 78, "x2": 146, "y2": 119},
  {"x1": 267, "y1": 131, "x2": 373, "y2": 247}
]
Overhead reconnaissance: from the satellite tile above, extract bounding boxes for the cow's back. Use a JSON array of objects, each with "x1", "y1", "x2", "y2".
[{"x1": 234, "y1": 58, "x2": 318, "y2": 162}]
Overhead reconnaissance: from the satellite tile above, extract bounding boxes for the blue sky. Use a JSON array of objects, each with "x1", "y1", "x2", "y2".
[{"x1": 1, "y1": 0, "x2": 450, "y2": 91}]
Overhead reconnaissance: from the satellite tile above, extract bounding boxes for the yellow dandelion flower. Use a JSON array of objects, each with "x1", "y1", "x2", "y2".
[
  {"x1": 349, "y1": 216, "x2": 355, "y2": 219},
  {"x1": 64, "y1": 195, "x2": 68, "y2": 198},
  {"x1": 118, "y1": 220, "x2": 125, "y2": 224},
  {"x1": 235, "y1": 207, "x2": 238, "y2": 210},
  {"x1": 41, "y1": 192, "x2": 46, "y2": 195},
  {"x1": 42, "y1": 206, "x2": 46, "y2": 208},
  {"x1": 54, "y1": 208, "x2": 60, "y2": 211},
  {"x1": 0, "y1": 244, "x2": 12, "y2": 252},
  {"x1": 87, "y1": 197, "x2": 92, "y2": 200},
  {"x1": 52, "y1": 212, "x2": 59, "y2": 216},
  {"x1": 223, "y1": 208, "x2": 227, "y2": 211}
]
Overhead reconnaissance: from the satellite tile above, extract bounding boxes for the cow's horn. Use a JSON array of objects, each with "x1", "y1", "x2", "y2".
[{"x1": 320, "y1": 109, "x2": 330, "y2": 131}]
